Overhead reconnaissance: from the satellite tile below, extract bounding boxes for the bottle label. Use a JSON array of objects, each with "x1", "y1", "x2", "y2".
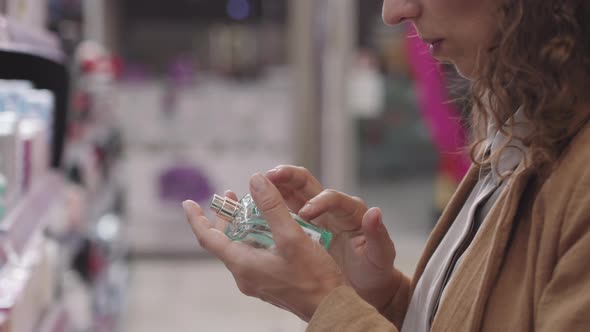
[{"x1": 301, "y1": 227, "x2": 322, "y2": 243}]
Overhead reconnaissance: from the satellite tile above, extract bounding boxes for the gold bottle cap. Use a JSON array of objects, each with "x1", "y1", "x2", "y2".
[{"x1": 209, "y1": 194, "x2": 241, "y2": 222}]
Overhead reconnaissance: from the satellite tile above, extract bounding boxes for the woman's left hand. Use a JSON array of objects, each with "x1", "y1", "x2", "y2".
[{"x1": 182, "y1": 173, "x2": 345, "y2": 321}]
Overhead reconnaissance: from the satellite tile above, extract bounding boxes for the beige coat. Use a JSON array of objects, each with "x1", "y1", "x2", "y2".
[{"x1": 307, "y1": 121, "x2": 590, "y2": 332}]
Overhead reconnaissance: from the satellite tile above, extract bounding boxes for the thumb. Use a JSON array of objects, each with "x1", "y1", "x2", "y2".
[
  {"x1": 361, "y1": 208, "x2": 395, "y2": 270},
  {"x1": 249, "y1": 173, "x2": 306, "y2": 251}
]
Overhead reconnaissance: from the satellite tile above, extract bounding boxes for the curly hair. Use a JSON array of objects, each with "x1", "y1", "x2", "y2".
[{"x1": 470, "y1": 0, "x2": 590, "y2": 174}]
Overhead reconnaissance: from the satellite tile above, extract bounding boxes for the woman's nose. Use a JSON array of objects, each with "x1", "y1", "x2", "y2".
[{"x1": 382, "y1": 0, "x2": 421, "y2": 25}]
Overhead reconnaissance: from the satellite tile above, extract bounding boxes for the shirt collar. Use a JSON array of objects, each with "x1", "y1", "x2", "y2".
[{"x1": 485, "y1": 108, "x2": 531, "y2": 183}]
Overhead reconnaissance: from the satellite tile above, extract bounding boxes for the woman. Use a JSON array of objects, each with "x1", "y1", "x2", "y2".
[{"x1": 182, "y1": 0, "x2": 590, "y2": 330}]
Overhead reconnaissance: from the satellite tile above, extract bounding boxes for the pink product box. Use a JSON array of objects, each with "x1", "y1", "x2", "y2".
[{"x1": 20, "y1": 123, "x2": 49, "y2": 194}]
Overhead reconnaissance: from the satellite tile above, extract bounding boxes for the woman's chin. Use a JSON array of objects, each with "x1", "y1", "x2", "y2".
[
  {"x1": 453, "y1": 61, "x2": 477, "y2": 81},
  {"x1": 433, "y1": 54, "x2": 476, "y2": 80}
]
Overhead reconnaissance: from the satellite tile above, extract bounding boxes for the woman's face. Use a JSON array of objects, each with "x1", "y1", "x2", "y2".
[{"x1": 383, "y1": 0, "x2": 500, "y2": 79}]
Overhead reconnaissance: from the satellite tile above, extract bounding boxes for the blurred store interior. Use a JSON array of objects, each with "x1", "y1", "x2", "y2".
[{"x1": 0, "y1": 0, "x2": 471, "y2": 331}]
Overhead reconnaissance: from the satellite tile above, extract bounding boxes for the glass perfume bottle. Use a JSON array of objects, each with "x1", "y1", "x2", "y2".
[{"x1": 210, "y1": 194, "x2": 332, "y2": 250}]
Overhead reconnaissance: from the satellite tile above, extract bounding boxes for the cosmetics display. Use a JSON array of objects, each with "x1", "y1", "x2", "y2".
[
  {"x1": 0, "y1": 79, "x2": 67, "y2": 332},
  {"x1": 0, "y1": 6, "x2": 127, "y2": 331},
  {"x1": 0, "y1": 79, "x2": 126, "y2": 332}
]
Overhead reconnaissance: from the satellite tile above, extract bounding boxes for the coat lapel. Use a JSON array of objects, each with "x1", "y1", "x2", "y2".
[
  {"x1": 430, "y1": 162, "x2": 536, "y2": 331},
  {"x1": 411, "y1": 166, "x2": 480, "y2": 292}
]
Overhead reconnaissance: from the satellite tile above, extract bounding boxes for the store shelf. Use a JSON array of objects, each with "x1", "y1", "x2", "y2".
[
  {"x1": 35, "y1": 304, "x2": 69, "y2": 332},
  {"x1": 0, "y1": 15, "x2": 64, "y2": 64},
  {"x1": 0, "y1": 172, "x2": 65, "y2": 265}
]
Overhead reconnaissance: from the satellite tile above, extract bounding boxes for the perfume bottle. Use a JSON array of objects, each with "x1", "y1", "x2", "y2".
[{"x1": 210, "y1": 194, "x2": 332, "y2": 250}]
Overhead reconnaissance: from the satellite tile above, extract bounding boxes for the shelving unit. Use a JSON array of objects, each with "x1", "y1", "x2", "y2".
[
  {"x1": 34, "y1": 304, "x2": 69, "y2": 332},
  {"x1": 0, "y1": 16, "x2": 64, "y2": 64},
  {"x1": 0, "y1": 9, "x2": 73, "y2": 331},
  {"x1": 0, "y1": 3, "x2": 126, "y2": 330},
  {"x1": 0, "y1": 173, "x2": 64, "y2": 257},
  {"x1": 0, "y1": 178, "x2": 67, "y2": 332}
]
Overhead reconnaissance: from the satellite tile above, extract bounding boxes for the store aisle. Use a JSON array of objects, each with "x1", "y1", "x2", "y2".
[{"x1": 124, "y1": 259, "x2": 306, "y2": 332}]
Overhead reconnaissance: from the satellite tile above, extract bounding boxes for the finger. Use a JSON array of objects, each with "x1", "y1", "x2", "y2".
[
  {"x1": 249, "y1": 173, "x2": 307, "y2": 252},
  {"x1": 265, "y1": 166, "x2": 323, "y2": 201},
  {"x1": 274, "y1": 186, "x2": 302, "y2": 212},
  {"x1": 298, "y1": 190, "x2": 367, "y2": 229},
  {"x1": 265, "y1": 166, "x2": 322, "y2": 212},
  {"x1": 213, "y1": 215, "x2": 230, "y2": 232},
  {"x1": 183, "y1": 200, "x2": 234, "y2": 261},
  {"x1": 361, "y1": 208, "x2": 396, "y2": 270},
  {"x1": 224, "y1": 190, "x2": 238, "y2": 201}
]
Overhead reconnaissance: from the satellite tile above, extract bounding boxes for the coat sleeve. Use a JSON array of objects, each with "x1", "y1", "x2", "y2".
[
  {"x1": 307, "y1": 286, "x2": 399, "y2": 332},
  {"x1": 535, "y1": 175, "x2": 590, "y2": 331},
  {"x1": 307, "y1": 271, "x2": 411, "y2": 332}
]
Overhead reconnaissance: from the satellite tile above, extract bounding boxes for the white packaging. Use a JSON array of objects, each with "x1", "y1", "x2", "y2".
[
  {"x1": 24, "y1": 89, "x2": 54, "y2": 186},
  {"x1": 0, "y1": 88, "x2": 22, "y2": 210}
]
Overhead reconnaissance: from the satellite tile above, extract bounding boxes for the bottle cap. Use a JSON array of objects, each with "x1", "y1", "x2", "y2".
[{"x1": 209, "y1": 194, "x2": 240, "y2": 222}]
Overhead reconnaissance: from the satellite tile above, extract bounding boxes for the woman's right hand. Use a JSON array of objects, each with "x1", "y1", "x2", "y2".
[{"x1": 265, "y1": 166, "x2": 402, "y2": 313}]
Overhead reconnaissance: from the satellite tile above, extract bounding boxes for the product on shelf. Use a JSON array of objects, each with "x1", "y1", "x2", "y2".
[
  {"x1": 0, "y1": 79, "x2": 67, "y2": 332},
  {"x1": 0, "y1": 9, "x2": 126, "y2": 331},
  {"x1": 0, "y1": 82, "x2": 27, "y2": 215},
  {"x1": 0, "y1": 80, "x2": 55, "y2": 218},
  {"x1": 0, "y1": 174, "x2": 65, "y2": 332}
]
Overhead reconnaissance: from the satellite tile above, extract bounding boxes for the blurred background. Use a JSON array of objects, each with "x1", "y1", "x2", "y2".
[{"x1": 0, "y1": 0, "x2": 471, "y2": 331}]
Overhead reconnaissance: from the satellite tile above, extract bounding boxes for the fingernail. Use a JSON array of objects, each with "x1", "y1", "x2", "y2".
[
  {"x1": 183, "y1": 200, "x2": 201, "y2": 210},
  {"x1": 300, "y1": 203, "x2": 312, "y2": 215},
  {"x1": 374, "y1": 207, "x2": 382, "y2": 218},
  {"x1": 374, "y1": 208, "x2": 385, "y2": 230},
  {"x1": 182, "y1": 200, "x2": 192, "y2": 212},
  {"x1": 251, "y1": 173, "x2": 267, "y2": 193},
  {"x1": 265, "y1": 168, "x2": 280, "y2": 176}
]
